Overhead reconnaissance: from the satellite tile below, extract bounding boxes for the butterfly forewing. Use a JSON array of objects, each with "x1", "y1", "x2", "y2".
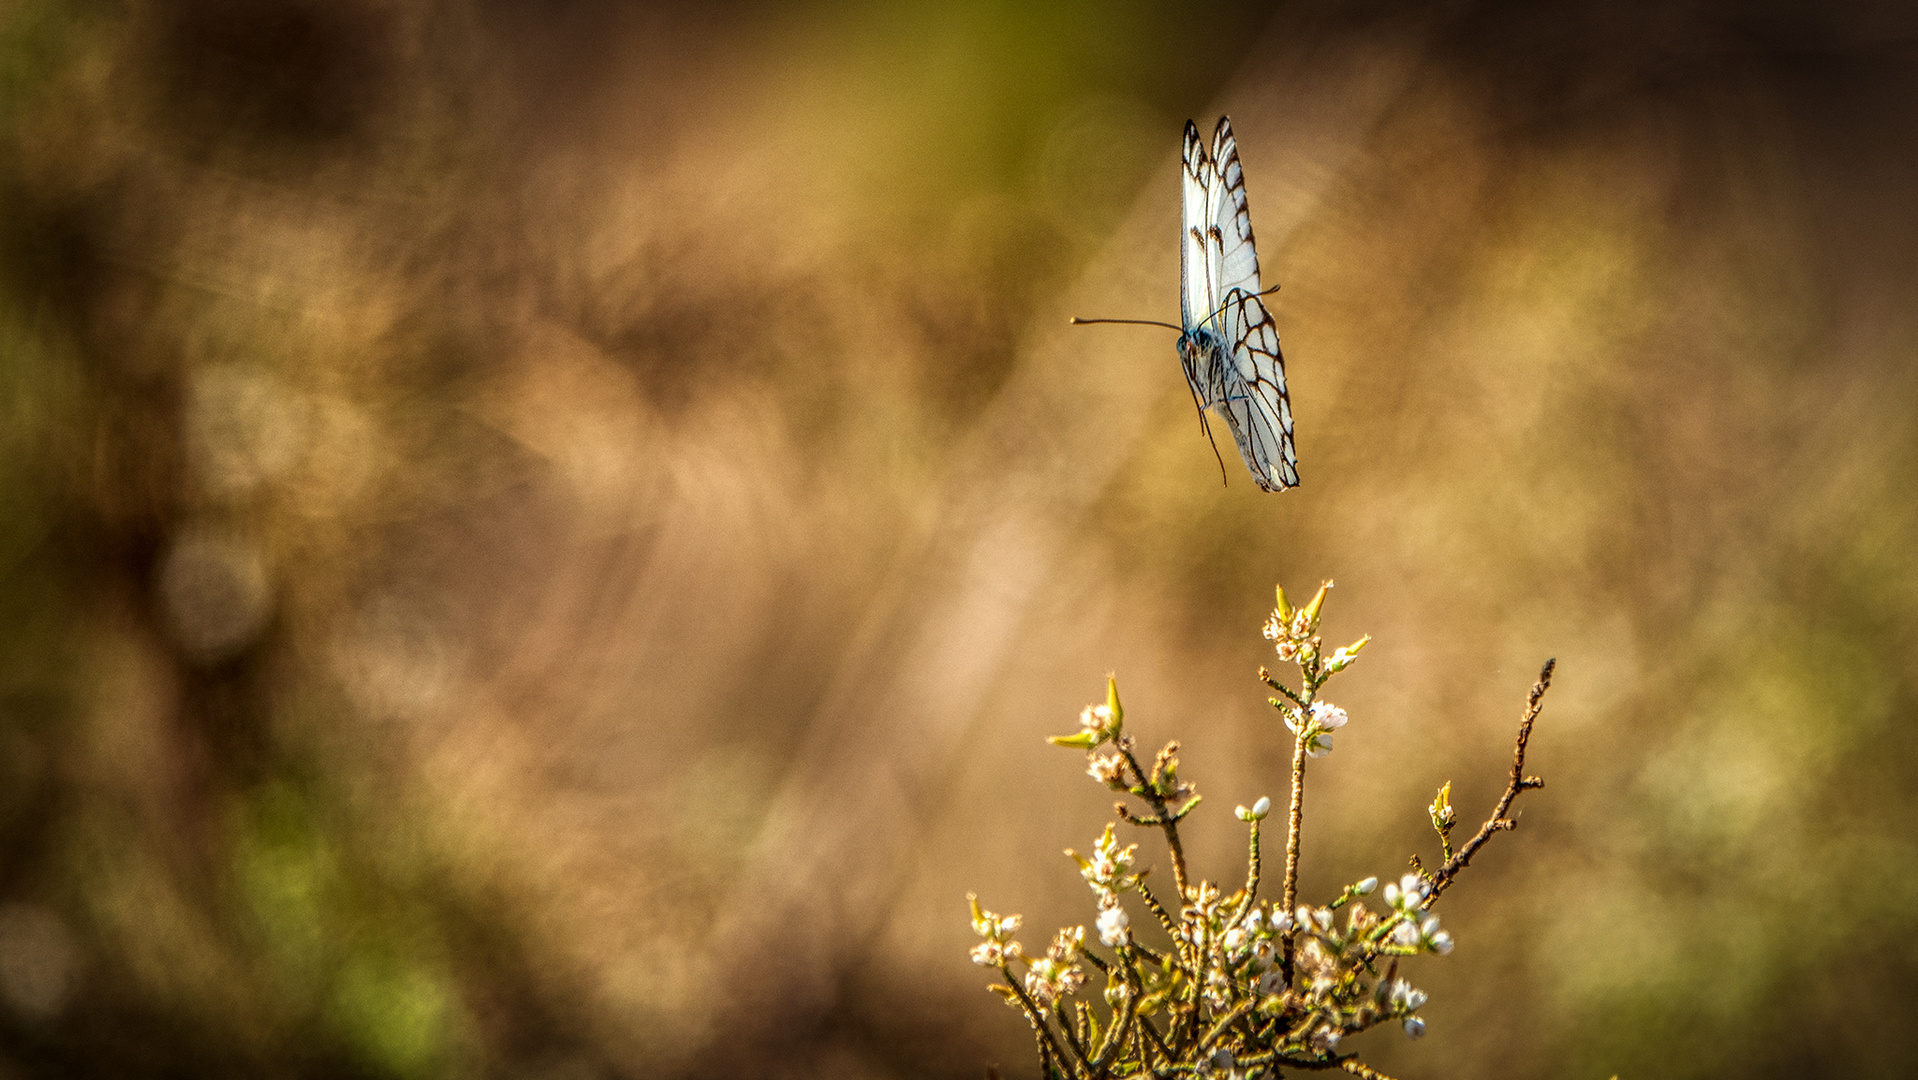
[
  {"x1": 1209, "y1": 118, "x2": 1261, "y2": 303},
  {"x1": 1179, "y1": 121, "x2": 1219, "y2": 336}
]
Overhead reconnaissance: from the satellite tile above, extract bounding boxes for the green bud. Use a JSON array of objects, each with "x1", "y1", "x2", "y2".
[
  {"x1": 1105, "y1": 675, "x2": 1124, "y2": 733},
  {"x1": 1429, "y1": 781, "x2": 1455, "y2": 831},
  {"x1": 1302, "y1": 580, "x2": 1334, "y2": 629},
  {"x1": 1274, "y1": 582, "x2": 1294, "y2": 623},
  {"x1": 1325, "y1": 634, "x2": 1371, "y2": 673}
]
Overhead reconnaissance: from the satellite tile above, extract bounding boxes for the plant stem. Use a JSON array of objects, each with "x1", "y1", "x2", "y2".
[
  {"x1": 1280, "y1": 724, "x2": 1309, "y2": 978},
  {"x1": 1431, "y1": 659, "x2": 1554, "y2": 900}
]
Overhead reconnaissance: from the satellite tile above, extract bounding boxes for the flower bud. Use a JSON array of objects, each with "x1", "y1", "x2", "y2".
[
  {"x1": 1301, "y1": 580, "x2": 1333, "y2": 629},
  {"x1": 1355, "y1": 876, "x2": 1378, "y2": 895},
  {"x1": 1403, "y1": 1016, "x2": 1426, "y2": 1039},
  {"x1": 1324, "y1": 635, "x2": 1371, "y2": 673}
]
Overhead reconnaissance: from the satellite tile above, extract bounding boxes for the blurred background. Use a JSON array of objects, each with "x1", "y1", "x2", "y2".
[{"x1": 3, "y1": 0, "x2": 1917, "y2": 1077}]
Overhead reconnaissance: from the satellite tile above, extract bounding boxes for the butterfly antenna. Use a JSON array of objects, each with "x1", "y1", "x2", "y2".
[
  {"x1": 1197, "y1": 282, "x2": 1283, "y2": 328},
  {"x1": 1069, "y1": 316, "x2": 1183, "y2": 331},
  {"x1": 1179, "y1": 366, "x2": 1232, "y2": 488},
  {"x1": 1197, "y1": 408, "x2": 1229, "y2": 487}
]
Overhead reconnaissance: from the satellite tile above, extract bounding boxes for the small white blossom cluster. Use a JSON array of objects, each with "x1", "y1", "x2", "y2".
[
  {"x1": 1382, "y1": 872, "x2": 1454, "y2": 954},
  {"x1": 1283, "y1": 875, "x2": 1444, "y2": 1048},
  {"x1": 1378, "y1": 976, "x2": 1431, "y2": 1038},
  {"x1": 1049, "y1": 677, "x2": 1126, "y2": 753},
  {"x1": 1285, "y1": 700, "x2": 1349, "y2": 758},
  {"x1": 1069, "y1": 823, "x2": 1142, "y2": 901},
  {"x1": 1024, "y1": 927, "x2": 1089, "y2": 1008},
  {"x1": 1185, "y1": 888, "x2": 1292, "y2": 1009},
  {"x1": 1261, "y1": 582, "x2": 1368, "y2": 675},
  {"x1": 967, "y1": 894, "x2": 1023, "y2": 968}
]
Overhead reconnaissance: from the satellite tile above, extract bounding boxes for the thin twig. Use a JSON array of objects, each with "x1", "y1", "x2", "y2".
[
  {"x1": 1196, "y1": 999, "x2": 1252, "y2": 1053},
  {"x1": 1279, "y1": 724, "x2": 1309, "y2": 980},
  {"x1": 1138, "y1": 881, "x2": 1182, "y2": 942},
  {"x1": 1431, "y1": 659, "x2": 1554, "y2": 900},
  {"x1": 1119, "y1": 745, "x2": 1192, "y2": 900},
  {"x1": 1271, "y1": 1055, "x2": 1401, "y2": 1080},
  {"x1": 1005, "y1": 974, "x2": 1074, "y2": 1072},
  {"x1": 1227, "y1": 819, "x2": 1262, "y2": 927}
]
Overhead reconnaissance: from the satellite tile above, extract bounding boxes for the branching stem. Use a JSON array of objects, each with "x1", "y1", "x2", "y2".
[{"x1": 1430, "y1": 659, "x2": 1554, "y2": 900}]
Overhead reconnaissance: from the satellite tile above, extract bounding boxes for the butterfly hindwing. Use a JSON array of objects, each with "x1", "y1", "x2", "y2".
[{"x1": 1218, "y1": 289, "x2": 1297, "y2": 491}]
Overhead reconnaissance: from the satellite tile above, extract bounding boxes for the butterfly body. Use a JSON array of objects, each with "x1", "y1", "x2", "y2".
[{"x1": 1178, "y1": 117, "x2": 1298, "y2": 492}]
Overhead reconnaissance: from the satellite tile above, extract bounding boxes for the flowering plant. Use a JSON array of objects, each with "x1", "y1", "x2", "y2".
[{"x1": 967, "y1": 582, "x2": 1555, "y2": 1079}]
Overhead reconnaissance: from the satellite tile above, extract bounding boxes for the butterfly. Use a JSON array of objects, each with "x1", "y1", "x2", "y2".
[{"x1": 1075, "y1": 116, "x2": 1298, "y2": 491}]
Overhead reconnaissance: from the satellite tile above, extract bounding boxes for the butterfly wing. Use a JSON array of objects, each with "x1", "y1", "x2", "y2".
[
  {"x1": 1218, "y1": 289, "x2": 1298, "y2": 491},
  {"x1": 1210, "y1": 117, "x2": 1298, "y2": 491},
  {"x1": 1209, "y1": 117, "x2": 1261, "y2": 304},
  {"x1": 1180, "y1": 120, "x2": 1219, "y2": 340}
]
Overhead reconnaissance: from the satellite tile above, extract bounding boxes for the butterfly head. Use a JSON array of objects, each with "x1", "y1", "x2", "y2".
[{"x1": 1177, "y1": 328, "x2": 1228, "y2": 411}]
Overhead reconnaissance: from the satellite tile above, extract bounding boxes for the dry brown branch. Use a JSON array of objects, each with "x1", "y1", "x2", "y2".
[{"x1": 1430, "y1": 659, "x2": 1554, "y2": 899}]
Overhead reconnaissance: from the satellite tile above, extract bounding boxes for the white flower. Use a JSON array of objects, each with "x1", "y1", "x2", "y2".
[
  {"x1": 1049, "y1": 926, "x2": 1084, "y2": 962},
  {"x1": 1391, "y1": 920, "x2": 1421, "y2": 948},
  {"x1": 1431, "y1": 930, "x2": 1455, "y2": 955},
  {"x1": 1355, "y1": 876, "x2": 1378, "y2": 895},
  {"x1": 1382, "y1": 978, "x2": 1428, "y2": 1012},
  {"x1": 1079, "y1": 703, "x2": 1116, "y2": 739},
  {"x1": 969, "y1": 941, "x2": 1003, "y2": 966},
  {"x1": 1308, "y1": 701, "x2": 1348, "y2": 730},
  {"x1": 969, "y1": 895, "x2": 1022, "y2": 942},
  {"x1": 1024, "y1": 955, "x2": 1085, "y2": 1006},
  {"x1": 1087, "y1": 752, "x2": 1127, "y2": 789},
  {"x1": 1071, "y1": 823, "x2": 1140, "y2": 898},
  {"x1": 1096, "y1": 904, "x2": 1130, "y2": 947},
  {"x1": 1384, "y1": 873, "x2": 1428, "y2": 913},
  {"x1": 1403, "y1": 1016, "x2": 1426, "y2": 1039}
]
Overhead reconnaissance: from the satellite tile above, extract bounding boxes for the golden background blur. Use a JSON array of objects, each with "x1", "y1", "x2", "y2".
[{"x1": 3, "y1": 1, "x2": 1916, "y2": 1077}]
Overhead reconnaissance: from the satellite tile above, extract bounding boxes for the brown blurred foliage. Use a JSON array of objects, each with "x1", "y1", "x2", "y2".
[{"x1": 2, "y1": 1, "x2": 1917, "y2": 1077}]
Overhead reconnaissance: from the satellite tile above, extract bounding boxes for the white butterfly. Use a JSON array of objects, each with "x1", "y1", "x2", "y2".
[
  {"x1": 1075, "y1": 116, "x2": 1298, "y2": 492},
  {"x1": 1179, "y1": 116, "x2": 1297, "y2": 491}
]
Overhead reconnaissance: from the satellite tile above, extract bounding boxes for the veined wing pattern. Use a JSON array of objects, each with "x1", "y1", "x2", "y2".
[{"x1": 1176, "y1": 116, "x2": 1298, "y2": 491}]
